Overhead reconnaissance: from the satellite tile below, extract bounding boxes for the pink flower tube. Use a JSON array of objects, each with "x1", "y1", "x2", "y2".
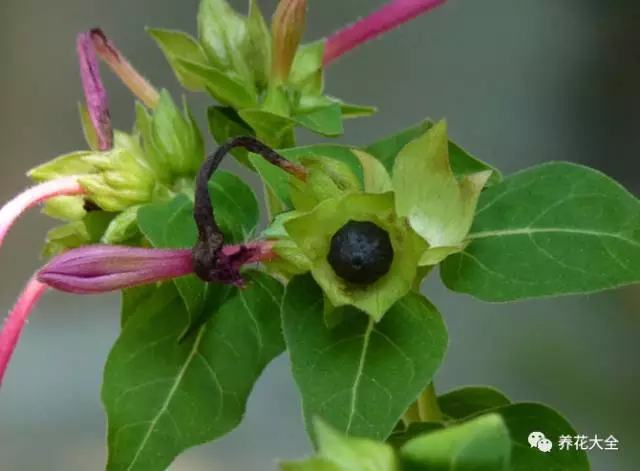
[{"x1": 323, "y1": 0, "x2": 447, "y2": 66}]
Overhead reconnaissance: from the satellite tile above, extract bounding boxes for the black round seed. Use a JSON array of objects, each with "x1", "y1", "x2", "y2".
[{"x1": 327, "y1": 220, "x2": 394, "y2": 285}]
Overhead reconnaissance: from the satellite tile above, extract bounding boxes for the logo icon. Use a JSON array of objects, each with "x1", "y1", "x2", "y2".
[{"x1": 528, "y1": 431, "x2": 553, "y2": 453}]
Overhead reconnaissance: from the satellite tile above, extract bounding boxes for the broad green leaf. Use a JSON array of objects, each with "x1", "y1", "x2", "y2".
[
  {"x1": 353, "y1": 149, "x2": 392, "y2": 193},
  {"x1": 147, "y1": 29, "x2": 209, "y2": 91},
  {"x1": 137, "y1": 171, "x2": 258, "y2": 327},
  {"x1": 178, "y1": 59, "x2": 257, "y2": 109},
  {"x1": 393, "y1": 121, "x2": 491, "y2": 252},
  {"x1": 294, "y1": 103, "x2": 344, "y2": 137},
  {"x1": 441, "y1": 162, "x2": 640, "y2": 301},
  {"x1": 103, "y1": 272, "x2": 285, "y2": 471},
  {"x1": 400, "y1": 414, "x2": 511, "y2": 471},
  {"x1": 120, "y1": 284, "x2": 166, "y2": 327},
  {"x1": 284, "y1": 420, "x2": 398, "y2": 471},
  {"x1": 285, "y1": 193, "x2": 427, "y2": 320},
  {"x1": 282, "y1": 274, "x2": 447, "y2": 441},
  {"x1": 207, "y1": 106, "x2": 255, "y2": 167},
  {"x1": 480, "y1": 403, "x2": 589, "y2": 470},
  {"x1": 365, "y1": 120, "x2": 501, "y2": 185},
  {"x1": 438, "y1": 386, "x2": 510, "y2": 420}
]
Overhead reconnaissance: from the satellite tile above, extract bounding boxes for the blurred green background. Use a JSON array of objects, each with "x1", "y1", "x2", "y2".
[{"x1": 1, "y1": 0, "x2": 638, "y2": 469}]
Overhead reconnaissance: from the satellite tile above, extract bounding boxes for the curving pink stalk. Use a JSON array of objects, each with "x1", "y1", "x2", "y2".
[
  {"x1": 0, "y1": 177, "x2": 85, "y2": 250},
  {"x1": 323, "y1": 0, "x2": 447, "y2": 66},
  {"x1": 0, "y1": 276, "x2": 47, "y2": 386}
]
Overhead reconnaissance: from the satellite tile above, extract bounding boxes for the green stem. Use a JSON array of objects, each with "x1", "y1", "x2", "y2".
[
  {"x1": 404, "y1": 382, "x2": 443, "y2": 426},
  {"x1": 417, "y1": 383, "x2": 443, "y2": 422}
]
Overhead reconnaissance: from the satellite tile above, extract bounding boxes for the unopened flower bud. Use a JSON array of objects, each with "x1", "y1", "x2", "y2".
[{"x1": 271, "y1": 0, "x2": 307, "y2": 84}]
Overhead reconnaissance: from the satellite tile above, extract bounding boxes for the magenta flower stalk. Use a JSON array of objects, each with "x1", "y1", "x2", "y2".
[
  {"x1": 77, "y1": 32, "x2": 113, "y2": 151},
  {"x1": 0, "y1": 276, "x2": 47, "y2": 386},
  {"x1": 0, "y1": 177, "x2": 85, "y2": 250},
  {"x1": 89, "y1": 28, "x2": 160, "y2": 109},
  {"x1": 37, "y1": 241, "x2": 276, "y2": 294},
  {"x1": 323, "y1": 0, "x2": 447, "y2": 66}
]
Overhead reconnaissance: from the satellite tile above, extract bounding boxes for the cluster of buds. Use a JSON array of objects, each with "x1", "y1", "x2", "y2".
[{"x1": 0, "y1": 0, "x2": 449, "y2": 385}]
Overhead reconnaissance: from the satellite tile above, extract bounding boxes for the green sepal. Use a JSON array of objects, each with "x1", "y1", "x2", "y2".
[
  {"x1": 207, "y1": 106, "x2": 255, "y2": 167},
  {"x1": 147, "y1": 28, "x2": 210, "y2": 91},
  {"x1": 101, "y1": 205, "x2": 141, "y2": 244},
  {"x1": 28, "y1": 151, "x2": 95, "y2": 182},
  {"x1": 150, "y1": 91, "x2": 204, "y2": 178},
  {"x1": 243, "y1": 0, "x2": 271, "y2": 92},
  {"x1": 285, "y1": 193, "x2": 427, "y2": 320},
  {"x1": 400, "y1": 414, "x2": 511, "y2": 470},
  {"x1": 290, "y1": 41, "x2": 325, "y2": 95},
  {"x1": 289, "y1": 156, "x2": 361, "y2": 212},
  {"x1": 41, "y1": 196, "x2": 87, "y2": 222},
  {"x1": 366, "y1": 119, "x2": 501, "y2": 185},
  {"x1": 282, "y1": 420, "x2": 399, "y2": 471},
  {"x1": 393, "y1": 121, "x2": 491, "y2": 257},
  {"x1": 42, "y1": 211, "x2": 114, "y2": 258}
]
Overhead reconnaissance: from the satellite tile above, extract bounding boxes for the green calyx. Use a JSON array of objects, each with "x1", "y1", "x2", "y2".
[
  {"x1": 261, "y1": 122, "x2": 492, "y2": 321},
  {"x1": 150, "y1": 0, "x2": 375, "y2": 149},
  {"x1": 284, "y1": 192, "x2": 427, "y2": 321},
  {"x1": 28, "y1": 94, "x2": 204, "y2": 256},
  {"x1": 392, "y1": 120, "x2": 492, "y2": 265}
]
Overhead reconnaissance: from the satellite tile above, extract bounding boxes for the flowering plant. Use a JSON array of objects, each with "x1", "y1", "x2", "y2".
[{"x1": 1, "y1": 1, "x2": 638, "y2": 470}]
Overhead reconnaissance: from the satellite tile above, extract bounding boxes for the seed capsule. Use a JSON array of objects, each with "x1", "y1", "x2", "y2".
[{"x1": 327, "y1": 220, "x2": 393, "y2": 285}]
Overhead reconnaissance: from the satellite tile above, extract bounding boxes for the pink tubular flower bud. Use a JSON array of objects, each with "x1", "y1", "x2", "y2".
[
  {"x1": 37, "y1": 245, "x2": 194, "y2": 294},
  {"x1": 89, "y1": 28, "x2": 160, "y2": 109},
  {"x1": 37, "y1": 241, "x2": 276, "y2": 294},
  {"x1": 76, "y1": 32, "x2": 113, "y2": 151},
  {"x1": 271, "y1": 0, "x2": 307, "y2": 83},
  {"x1": 323, "y1": 0, "x2": 447, "y2": 66}
]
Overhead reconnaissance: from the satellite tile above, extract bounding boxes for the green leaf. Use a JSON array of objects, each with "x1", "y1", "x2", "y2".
[
  {"x1": 103, "y1": 271, "x2": 285, "y2": 471},
  {"x1": 441, "y1": 162, "x2": 640, "y2": 301},
  {"x1": 282, "y1": 274, "x2": 447, "y2": 441},
  {"x1": 338, "y1": 100, "x2": 377, "y2": 119},
  {"x1": 365, "y1": 120, "x2": 502, "y2": 185},
  {"x1": 285, "y1": 193, "x2": 427, "y2": 320},
  {"x1": 178, "y1": 59, "x2": 258, "y2": 109},
  {"x1": 400, "y1": 414, "x2": 511, "y2": 471},
  {"x1": 294, "y1": 102, "x2": 344, "y2": 137},
  {"x1": 387, "y1": 423, "x2": 444, "y2": 449},
  {"x1": 147, "y1": 28, "x2": 209, "y2": 91},
  {"x1": 207, "y1": 106, "x2": 255, "y2": 166},
  {"x1": 137, "y1": 171, "x2": 258, "y2": 327},
  {"x1": 438, "y1": 386, "x2": 510, "y2": 420},
  {"x1": 282, "y1": 459, "x2": 342, "y2": 471},
  {"x1": 480, "y1": 403, "x2": 589, "y2": 470},
  {"x1": 393, "y1": 121, "x2": 491, "y2": 256}
]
